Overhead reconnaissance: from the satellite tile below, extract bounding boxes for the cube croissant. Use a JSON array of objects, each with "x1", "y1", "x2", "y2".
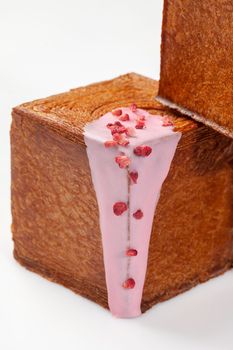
[{"x1": 11, "y1": 73, "x2": 233, "y2": 317}]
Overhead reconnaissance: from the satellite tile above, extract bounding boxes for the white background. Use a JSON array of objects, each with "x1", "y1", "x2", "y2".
[{"x1": 1, "y1": 1, "x2": 233, "y2": 349}]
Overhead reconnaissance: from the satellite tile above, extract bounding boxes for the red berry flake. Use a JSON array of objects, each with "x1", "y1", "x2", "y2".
[
  {"x1": 130, "y1": 103, "x2": 137, "y2": 112},
  {"x1": 113, "y1": 133, "x2": 121, "y2": 141},
  {"x1": 115, "y1": 155, "x2": 131, "y2": 168},
  {"x1": 119, "y1": 140, "x2": 129, "y2": 147},
  {"x1": 162, "y1": 116, "x2": 174, "y2": 127},
  {"x1": 137, "y1": 115, "x2": 146, "y2": 121},
  {"x1": 119, "y1": 113, "x2": 130, "y2": 122},
  {"x1": 104, "y1": 140, "x2": 117, "y2": 148},
  {"x1": 126, "y1": 249, "x2": 138, "y2": 257},
  {"x1": 114, "y1": 121, "x2": 123, "y2": 126},
  {"x1": 108, "y1": 122, "x2": 127, "y2": 135},
  {"x1": 122, "y1": 278, "x2": 135, "y2": 289},
  {"x1": 106, "y1": 123, "x2": 114, "y2": 129},
  {"x1": 126, "y1": 127, "x2": 136, "y2": 137},
  {"x1": 113, "y1": 202, "x2": 128, "y2": 216},
  {"x1": 135, "y1": 120, "x2": 145, "y2": 129},
  {"x1": 129, "y1": 171, "x2": 138, "y2": 184},
  {"x1": 112, "y1": 109, "x2": 122, "y2": 116},
  {"x1": 111, "y1": 126, "x2": 127, "y2": 135},
  {"x1": 134, "y1": 145, "x2": 152, "y2": 157},
  {"x1": 133, "y1": 209, "x2": 143, "y2": 220},
  {"x1": 113, "y1": 133, "x2": 129, "y2": 146}
]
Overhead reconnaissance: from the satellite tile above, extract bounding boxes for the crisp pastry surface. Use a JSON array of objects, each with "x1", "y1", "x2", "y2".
[{"x1": 159, "y1": 0, "x2": 233, "y2": 138}]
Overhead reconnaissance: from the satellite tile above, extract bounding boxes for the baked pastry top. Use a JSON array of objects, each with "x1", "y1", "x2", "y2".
[{"x1": 13, "y1": 73, "x2": 196, "y2": 145}]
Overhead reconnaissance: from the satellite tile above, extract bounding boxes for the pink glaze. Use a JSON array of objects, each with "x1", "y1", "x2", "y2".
[{"x1": 84, "y1": 107, "x2": 181, "y2": 318}]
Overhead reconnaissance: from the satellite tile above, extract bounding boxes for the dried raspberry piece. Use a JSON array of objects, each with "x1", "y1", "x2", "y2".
[
  {"x1": 119, "y1": 113, "x2": 130, "y2": 121},
  {"x1": 133, "y1": 145, "x2": 152, "y2": 157},
  {"x1": 126, "y1": 249, "x2": 138, "y2": 257},
  {"x1": 112, "y1": 109, "x2": 122, "y2": 116},
  {"x1": 114, "y1": 121, "x2": 123, "y2": 126},
  {"x1": 113, "y1": 202, "x2": 128, "y2": 216},
  {"x1": 120, "y1": 140, "x2": 130, "y2": 147},
  {"x1": 133, "y1": 209, "x2": 143, "y2": 220},
  {"x1": 106, "y1": 123, "x2": 114, "y2": 129},
  {"x1": 113, "y1": 133, "x2": 129, "y2": 146},
  {"x1": 126, "y1": 127, "x2": 136, "y2": 137},
  {"x1": 130, "y1": 103, "x2": 137, "y2": 112},
  {"x1": 162, "y1": 116, "x2": 174, "y2": 127},
  {"x1": 135, "y1": 120, "x2": 145, "y2": 129},
  {"x1": 110, "y1": 122, "x2": 127, "y2": 135},
  {"x1": 113, "y1": 133, "x2": 120, "y2": 141},
  {"x1": 137, "y1": 115, "x2": 146, "y2": 121},
  {"x1": 129, "y1": 171, "x2": 138, "y2": 184},
  {"x1": 122, "y1": 278, "x2": 135, "y2": 289},
  {"x1": 111, "y1": 126, "x2": 127, "y2": 135},
  {"x1": 115, "y1": 155, "x2": 131, "y2": 168},
  {"x1": 104, "y1": 140, "x2": 117, "y2": 148}
]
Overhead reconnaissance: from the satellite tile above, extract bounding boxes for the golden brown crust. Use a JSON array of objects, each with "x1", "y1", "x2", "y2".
[
  {"x1": 11, "y1": 73, "x2": 233, "y2": 313},
  {"x1": 158, "y1": 0, "x2": 233, "y2": 138},
  {"x1": 13, "y1": 73, "x2": 196, "y2": 145}
]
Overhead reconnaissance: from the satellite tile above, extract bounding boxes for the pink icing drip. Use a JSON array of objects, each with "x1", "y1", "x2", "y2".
[{"x1": 84, "y1": 107, "x2": 181, "y2": 318}]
